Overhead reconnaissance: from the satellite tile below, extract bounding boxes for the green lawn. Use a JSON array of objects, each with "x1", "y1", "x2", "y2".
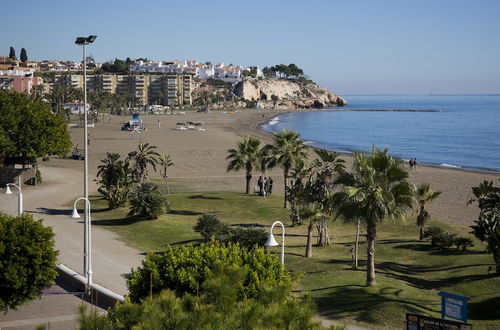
[{"x1": 88, "y1": 192, "x2": 500, "y2": 329}]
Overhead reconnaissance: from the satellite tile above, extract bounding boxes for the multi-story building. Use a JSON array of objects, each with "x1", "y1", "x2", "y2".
[
  {"x1": 48, "y1": 73, "x2": 192, "y2": 106},
  {"x1": 0, "y1": 69, "x2": 43, "y2": 93}
]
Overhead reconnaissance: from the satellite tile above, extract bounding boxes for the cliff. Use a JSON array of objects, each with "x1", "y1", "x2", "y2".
[{"x1": 233, "y1": 78, "x2": 347, "y2": 108}]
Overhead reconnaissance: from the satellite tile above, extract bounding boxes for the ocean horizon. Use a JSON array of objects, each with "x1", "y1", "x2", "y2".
[{"x1": 260, "y1": 94, "x2": 500, "y2": 173}]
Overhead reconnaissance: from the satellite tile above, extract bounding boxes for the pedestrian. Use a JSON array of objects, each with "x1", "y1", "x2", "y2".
[
  {"x1": 413, "y1": 158, "x2": 418, "y2": 169},
  {"x1": 268, "y1": 177, "x2": 273, "y2": 196},
  {"x1": 258, "y1": 176, "x2": 263, "y2": 195},
  {"x1": 262, "y1": 177, "x2": 268, "y2": 197},
  {"x1": 409, "y1": 158, "x2": 414, "y2": 170}
]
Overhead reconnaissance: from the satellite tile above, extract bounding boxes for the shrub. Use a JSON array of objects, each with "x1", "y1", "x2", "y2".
[
  {"x1": 128, "y1": 182, "x2": 169, "y2": 220},
  {"x1": 422, "y1": 226, "x2": 444, "y2": 240},
  {"x1": 123, "y1": 240, "x2": 294, "y2": 302},
  {"x1": 85, "y1": 265, "x2": 321, "y2": 330},
  {"x1": 227, "y1": 227, "x2": 268, "y2": 248},
  {"x1": 454, "y1": 237, "x2": 474, "y2": 251},
  {"x1": 193, "y1": 213, "x2": 229, "y2": 241},
  {"x1": 433, "y1": 232, "x2": 457, "y2": 250},
  {"x1": 0, "y1": 212, "x2": 58, "y2": 311}
]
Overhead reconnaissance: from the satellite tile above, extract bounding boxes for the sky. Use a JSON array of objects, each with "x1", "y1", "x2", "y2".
[{"x1": 2, "y1": 0, "x2": 499, "y2": 94}]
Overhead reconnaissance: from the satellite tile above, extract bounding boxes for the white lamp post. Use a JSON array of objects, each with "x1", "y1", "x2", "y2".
[
  {"x1": 5, "y1": 179, "x2": 23, "y2": 217},
  {"x1": 265, "y1": 221, "x2": 285, "y2": 265},
  {"x1": 75, "y1": 35, "x2": 96, "y2": 280},
  {"x1": 70, "y1": 196, "x2": 93, "y2": 288}
]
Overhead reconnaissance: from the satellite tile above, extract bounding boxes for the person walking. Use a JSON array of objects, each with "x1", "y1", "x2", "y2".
[
  {"x1": 258, "y1": 176, "x2": 263, "y2": 195},
  {"x1": 268, "y1": 177, "x2": 273, "y2": 196},
  {"x1": 409, "y1": 158, "x2": 414, "y2": 170},
  {"x1": 262, "y1": 177, "x2": 268, "y2": 197},
  {"x1": 413, "y1": 158, "x2": 418, "y2": 169}
]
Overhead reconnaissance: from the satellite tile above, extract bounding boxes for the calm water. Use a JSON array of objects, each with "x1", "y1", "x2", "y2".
[{"x1": 260, "y1": 94, "x2": 500, "y2": 173}]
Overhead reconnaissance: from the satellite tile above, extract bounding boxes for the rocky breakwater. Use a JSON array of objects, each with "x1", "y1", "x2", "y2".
[{"x1": 233, "y1": 78, "x2": 347, "y2": 109}]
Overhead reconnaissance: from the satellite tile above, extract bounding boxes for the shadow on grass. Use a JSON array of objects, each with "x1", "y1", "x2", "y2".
[
  {"x1": 188, "y1": 194, "x2": 222, "y2": 200},
  {"x1": 168, "y1": 209, "x2": 204, "y2": 216},
  {"x1": 314, "y1": 285, "x2": 439, "y2": 325},
  {"x1": 469, "y1": 295, "x2": 500, "y2": 320},
  {"x1": 394, "y1": 243, "x2": 486, "y2": 255},
  {"x1": 376, "y1": 261, "x2": 497, "y2": 290},
  {"x1": 90, "y1": 215, "x2": 146, "y2": 226},
  {"x1": 230, "y1": 223, "x2": 265, "y2": 228}
]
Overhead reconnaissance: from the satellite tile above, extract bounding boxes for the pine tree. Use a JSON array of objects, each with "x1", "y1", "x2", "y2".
[
  {"x1": 20, "y1": 48, "x2": 28, "y2": 63},
  {"x1": 9, "y1": 46, "x2": 16, "y2": 59}
]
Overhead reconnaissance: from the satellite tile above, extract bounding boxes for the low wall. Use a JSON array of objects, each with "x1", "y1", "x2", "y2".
[
  {"x1": 56, "y1": 264, "x2": 125, "y2": 309},
  {"x1": 0, "y1": 165, "x2": 36, "y2": 187}
]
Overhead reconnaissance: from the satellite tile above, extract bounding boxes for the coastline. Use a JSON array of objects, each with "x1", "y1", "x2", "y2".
[{"x1": 35, "y1": 108, "x2": 500, "y2": 228}]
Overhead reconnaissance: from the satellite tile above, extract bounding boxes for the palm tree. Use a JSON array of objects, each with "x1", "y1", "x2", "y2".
[
  {"x1": 96, "y1": 152, "x2": 134, "y2": 208},
  {"x1": 300, "y1": 204, "x2": 324, "y2": 258},
  {"x1": 127, "y1": 142, "x2": 160, "y2": 182},
  {"x1": 226, "y1": 136, "x2": 262, "y2": 194},
  {"x1": 267, "y1": 129, "x2": 308, "y2": 208},
  {"x1": 159, "y1": 154, "x2": 174, "y2": 194},
  {"x1": 416, "y1": 183, "x2": 441, "y2": 240},
  {"x1": 335, "y1": 147, "x2": 416, "y2": 286}
]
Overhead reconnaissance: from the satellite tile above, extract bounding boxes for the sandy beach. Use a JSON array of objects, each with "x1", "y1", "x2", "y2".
[{"x1": 57, "y1": 109, "x2": 500, "y2": 227}]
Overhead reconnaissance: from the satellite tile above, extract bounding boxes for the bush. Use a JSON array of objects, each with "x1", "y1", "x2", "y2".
[
  {"x1": 193, "y1": 213, "x2": 229, "y2": 241},
  {"x1": 433, "y1": 232, "x2": 457, "y2": 250},
  {"x1": 227, "y1": 227, "x2": 268, "y2": 248},
  {"x1": 123, "y1": 240, "x2": 294, "y2": 303},
  {"x1": 128, "y1": 183, "x2": 169, "y2": 220},
  {"x1": 454, "y1": 237, "x2": 474, "y2": 251},
  {"x1": 85, "y1": 265, "x2": 321, "y2": 330},
  {"x1": 422, "y1": 226, "x2": 444, "y2": 240},
  {"x1": 0, "y1": 212, "x2": 58, "y2": 311}
]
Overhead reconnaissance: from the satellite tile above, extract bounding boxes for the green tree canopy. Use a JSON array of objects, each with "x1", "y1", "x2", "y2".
[
  {"x1": 9, "y1": 46, "x2": 16, "y2": 60},
  {"x1": 0, "y1": 91, "x2": 72, "y2": 164},
  {"x1": 20, "y1": 48, "x2": 28, "y2": 63},
  {"x1": 0, "y1": 212, "x2": 58, "y2": 311},
  {"x1": 226, "y1": 136, "x2": 262, "y2": 194}
]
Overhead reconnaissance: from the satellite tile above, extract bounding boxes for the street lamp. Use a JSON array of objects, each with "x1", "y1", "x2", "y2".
[
  {"x1": 265, "y1": 221, "x2": 285, "y2": 265},
  {"x1": 75, "y1": 35, "x2": 96, "y2": 280},
  {"x1": 70, "y1": 196, "x2": 93, "y2": 288},
  {"x1": 5, "y1": 179, "x2": 23, "y2": 217}
]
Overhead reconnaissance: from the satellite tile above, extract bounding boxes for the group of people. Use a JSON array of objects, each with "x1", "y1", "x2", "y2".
[
  {"x1": 257, "y1": 176, "x2": 273, "y2": 197},
  {"x1": 409, "y1": 158, "x2": 418, "y2": 170}
]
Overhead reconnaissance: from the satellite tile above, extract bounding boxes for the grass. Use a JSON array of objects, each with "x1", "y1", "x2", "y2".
[{"x1": 88, "y1": 192, "x2": 500, "y2": 329}]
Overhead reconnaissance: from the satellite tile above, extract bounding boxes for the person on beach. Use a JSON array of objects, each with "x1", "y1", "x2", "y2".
[
  {"x1": 258, "y1": 176, "x2": 263, "y2": 195},
  {"x1": 268, "y1": 177, "x2": 273, "y2": 196},
  {"x1": 414, "y1": 158, "x2": 418, "y2": 169},
  {"x1": 409, "y1": 158, "x2": 414, "y2": 170}
]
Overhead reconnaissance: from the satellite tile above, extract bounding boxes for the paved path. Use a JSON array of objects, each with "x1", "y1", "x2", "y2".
[{"x1": 0, "y1": 161, "x2": 144, "y2": 295}]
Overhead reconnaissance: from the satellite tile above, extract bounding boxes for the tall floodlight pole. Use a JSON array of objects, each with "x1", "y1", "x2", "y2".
[{"x1": 75, "y1": 35, "x2": 97, "y2": 280}]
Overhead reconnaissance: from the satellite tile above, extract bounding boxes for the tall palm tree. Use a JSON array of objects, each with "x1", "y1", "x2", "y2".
[
  {"x1": 267, "y1": 129, "x2": 308, "y2": 208},
  {"x1": 159, "y1": 154, "x2": 174, "y2": 194},
  {"x1": 127, "y1": 142, "x2": 160, "y2": 182},
  {"x1": 416, "y1": 183, "x2": 441, "y2": 240},
  {"x1": 335, "y1": 147, "x2": 416, "y2": 286},
  {"x1": 226, "y1": 136, "x2": 262, "y2": 194}
]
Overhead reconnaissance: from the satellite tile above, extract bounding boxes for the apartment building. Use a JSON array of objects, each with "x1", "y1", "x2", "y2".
[
  {"x1": 49, "y1": 73, "x2": 192, "y2": 106},
  {"x1": 0, "y1": 69, "x2": 43, "y2": 93}
]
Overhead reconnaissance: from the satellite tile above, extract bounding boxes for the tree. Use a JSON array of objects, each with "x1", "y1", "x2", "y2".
[
  {"x1": 127, "y1": 142, "x2": 160, "y2": 182},
  {"x1": 128, "y1": 182, "x2": 169, "y2": 220},
  {"x1": 266, "y1": 129, "x2": 308, "y2": 208},
  {"x1": 469, "y1": 179, "x2": 500, "y2": 273},
  {"x1": 20, "y1": 48, "x2": 28, "y2": 63},
  {"x1": 159, "y1": 154, "x2": 174, "y2": 194},
  {"x1": 96, "y1": 152, "x2": 134, "y2": 208},
  {"x1": 335, "y1": 147, "x2": 416, "y2": 286},
  {"x1": 415, "y1": 183, "x2": 441, "y2": 240},
  {"x1": 0, "y1": 212, "x2": 58, "y2": 311},
  {"x1": 226, "y1": 136, "x2": 262, "y2": 194},
  {"x1": 0, "y1": 91, "x2": 72, "y2": 165},
  {"x1": 193, "y1": 213, "x2": 229, "y2": 241},
  {"x1": 124, "y1": 240, "x2": 294, "y2": 302},
  {"x1": 9, "y1": 46, "x2": 16, "y2": 60}
]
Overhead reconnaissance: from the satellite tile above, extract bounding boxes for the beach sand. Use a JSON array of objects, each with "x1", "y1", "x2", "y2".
[{"x1": 61, "y1": 109, "x2": 499, "y2": 227}]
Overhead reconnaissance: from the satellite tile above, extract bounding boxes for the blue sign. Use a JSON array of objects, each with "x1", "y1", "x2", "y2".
[{"x1": 438, "y1": 291, "x2": 469, "y2": 322}]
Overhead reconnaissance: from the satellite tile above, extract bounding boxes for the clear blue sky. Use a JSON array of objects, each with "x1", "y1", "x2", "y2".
[{"x1": 2, "y1": 0, "x2": 499, "y2": 94}]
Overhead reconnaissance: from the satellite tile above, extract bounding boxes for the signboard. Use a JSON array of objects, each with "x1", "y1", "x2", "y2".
[
  {"x1": 438, "y1": 291, "x2": 469, "y2": 322},
  {"x1": 406, "y1": 313, "x2": 472, "y2": 330}
]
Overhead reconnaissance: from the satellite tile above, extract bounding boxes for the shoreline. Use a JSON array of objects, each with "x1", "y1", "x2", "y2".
[{"x1": 257, "y1": 111, "x2": 500, "y2": 175}]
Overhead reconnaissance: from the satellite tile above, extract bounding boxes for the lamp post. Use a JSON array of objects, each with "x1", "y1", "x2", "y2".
[
  {"x1": 265, "y1": 221, "x2": 285, "y2": 265},
  {"x1": 70, "y1": 196, "x2": 93, "y2": 288},
  {"x1": 5, "y1": 177, "x2": 23, "y2": 217},
  {"x1": 75, "y1": 35, "x2": 96, "y2": 279}
]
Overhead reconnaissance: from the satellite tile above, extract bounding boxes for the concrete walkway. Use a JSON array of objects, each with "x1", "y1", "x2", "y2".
[{"x1": 0, "y1": 161, "x2": 144, "y2": 295}]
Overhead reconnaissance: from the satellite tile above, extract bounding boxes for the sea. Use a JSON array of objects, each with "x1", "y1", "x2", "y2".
[{"x1": 260, "y1": 94, "x2": 500, "y2": 173}]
